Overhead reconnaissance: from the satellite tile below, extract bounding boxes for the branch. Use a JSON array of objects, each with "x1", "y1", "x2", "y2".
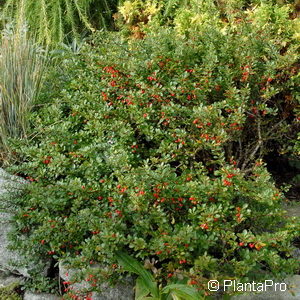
[{"x1": 241, "y1": 119, "x2": 262, "y2": 171}]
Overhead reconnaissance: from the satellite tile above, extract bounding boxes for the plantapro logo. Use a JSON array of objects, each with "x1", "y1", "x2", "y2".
[{"x1": 208, "y1": 279, "x2": 287, "y2": 293}]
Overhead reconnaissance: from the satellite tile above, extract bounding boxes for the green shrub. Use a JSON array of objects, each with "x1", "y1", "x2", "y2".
[
  {"x1": 116, "y1": 0, "x2": 300, "y2": 38},
  {"x1": 5, "y1": 1, "x2": 300, "y2": 297}
]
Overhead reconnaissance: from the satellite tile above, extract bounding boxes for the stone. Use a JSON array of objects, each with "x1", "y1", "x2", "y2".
[
  {"x1": 0, "y1": 168, "x2": 49, "y2": 278},
  {"x1": 92, "y1": 279, "x2": 134, "y2": 300},
  {"x1": 0, "y1": 212, "x2": 31, "y2": 277},
  {"x1": 23, "y1": 291, "x2": 60, "y2": 300},
  {"x1": 282, "y1": 202, "x2": 300, "y2": 218},
  {"x1": 292, "y1": 247, "x2": 300, "y2": 261},
  {"x1": 59, "y1": 261, "x2": 134, "y2": 300},
  {"x1": 59, "y1": 261, "x2": 90, "y2": 291},
  {"x1": 0, "y1": 271, "x2": 24, "y2": 288},
  {"x1": 0, "y1": 168, "x2": 26, "y2": 197}
]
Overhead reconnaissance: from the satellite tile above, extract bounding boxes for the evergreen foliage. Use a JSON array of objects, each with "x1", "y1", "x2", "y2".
[{"x1": 0, "y1": 0, "x2": 299, "y2": 298}]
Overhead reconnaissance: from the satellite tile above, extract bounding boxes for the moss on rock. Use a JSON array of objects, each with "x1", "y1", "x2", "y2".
[{"x1": 0, "y1": 282, "x2": 22, "y2": 300}]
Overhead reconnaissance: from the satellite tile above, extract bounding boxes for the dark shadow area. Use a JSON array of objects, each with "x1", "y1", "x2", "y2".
[{"x1": 264, "y1": 151, "x2": 300, "y2": 201}]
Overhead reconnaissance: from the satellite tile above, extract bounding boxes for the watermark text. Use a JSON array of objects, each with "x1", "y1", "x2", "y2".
[{"x1": 208, "y1": 279, "x2": 287, "y2": 293}]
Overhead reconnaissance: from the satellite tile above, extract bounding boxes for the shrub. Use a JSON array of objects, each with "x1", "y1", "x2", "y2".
[
  {"x1": 114, "y1": 0, "x2": 162, "y2": 39},
  {"x1": 5, "y1": 1, "x2": 300, "y2": 297}
]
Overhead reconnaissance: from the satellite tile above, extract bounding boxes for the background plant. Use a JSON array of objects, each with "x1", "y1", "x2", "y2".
[
  {"x1": 1, "y1": 0, "x2": 119, "y2": 45},
  {"x1": 114, "y1": 0, "x2": 162, "y2": 39},
  {"x1": 0, "y1": 23, "x2": 47, "y2": 164}
]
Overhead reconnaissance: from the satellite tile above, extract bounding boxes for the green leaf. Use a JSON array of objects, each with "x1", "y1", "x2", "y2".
[
  {"x1": 161, "y1": 284, "x2": 203, "y2": 300},
  {"x1": 116, "y1": 251, "x2": 159, "y2": 299},
  {"x1": 135, "y1": 277, "x2": 151, "y2": 300}
]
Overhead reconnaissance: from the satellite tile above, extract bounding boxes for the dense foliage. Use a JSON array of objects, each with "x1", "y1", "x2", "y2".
[
  {"x1": 0, "y1": 0, "x2": 298, "y2": 299},
  {"x1": 5, "y1": 0, "x2": 300, "y2": 294}
]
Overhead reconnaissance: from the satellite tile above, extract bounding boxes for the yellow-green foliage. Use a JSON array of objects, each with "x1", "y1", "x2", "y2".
[
  {"x1": 0, "y1": 283, "x2": 21, "y2": 300},
  {"x1": 119, "y1": 0, "x2": 161, "y2": 24},
  {"x1": 115, "y1": 0, "x2": 161, "y2": 38}
]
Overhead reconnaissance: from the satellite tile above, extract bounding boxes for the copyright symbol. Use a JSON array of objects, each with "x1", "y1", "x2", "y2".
[{"x1": 208, "y1": 280, "x2": 219, "y2": 291}]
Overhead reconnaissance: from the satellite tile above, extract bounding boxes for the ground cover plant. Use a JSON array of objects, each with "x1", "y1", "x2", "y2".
[{"x1": 0, "y1": 0, "x2": 299, "y2": 299}]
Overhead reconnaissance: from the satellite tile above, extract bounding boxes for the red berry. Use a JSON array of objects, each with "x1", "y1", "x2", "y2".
[
  {"x1": 223, "y1": 179, "x2": 232, "y2": 186},
  {"x1": 200, "y1": 223, "x2": 209, "y2": 230},
  {"x1": 42, "y1": 157, "x2": 52, "y2": 164},
  {"x1": 226, "y1": 173, "x2": 235, "y2": 178}
]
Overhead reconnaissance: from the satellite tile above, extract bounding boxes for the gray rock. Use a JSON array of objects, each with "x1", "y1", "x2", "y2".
[
  {"x1": 0, "y1": 169, "x2": 49, "y2": 278},
  {"x1": 59, "y1": 261, "x2": 134, "y2": 300},
  {"x1": 59, "y1": 261, "x2": 90, "y2": 291},
  {"x1": 231, "y1": 275, "x2": 300, "y2": 300},
  {"x1": 0, "y1": 168, "x2": 26, "y2": 197},
  {"x1": 0, "y1": 212, "x2": 31, "y2": 277},
  {"x1": 0, "y1": 271, "x2": 24, "y2": 288},
  {"x1": 23, "y1": 291, "x2": 60, "y2": 300},
  {"x1": 292, "y1": 247, "x2": 300, "y2": 261},
  {"x1": 282, "y1": 202, "x2": 300, "y2": 218},
  {"x1": 92, "y1": 279, "x2": 134, "y2": 300}
]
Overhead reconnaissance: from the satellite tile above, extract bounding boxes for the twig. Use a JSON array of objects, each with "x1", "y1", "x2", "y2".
[{"x1": 241, "y1": 119, "x2": 262, "y2": 171}]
